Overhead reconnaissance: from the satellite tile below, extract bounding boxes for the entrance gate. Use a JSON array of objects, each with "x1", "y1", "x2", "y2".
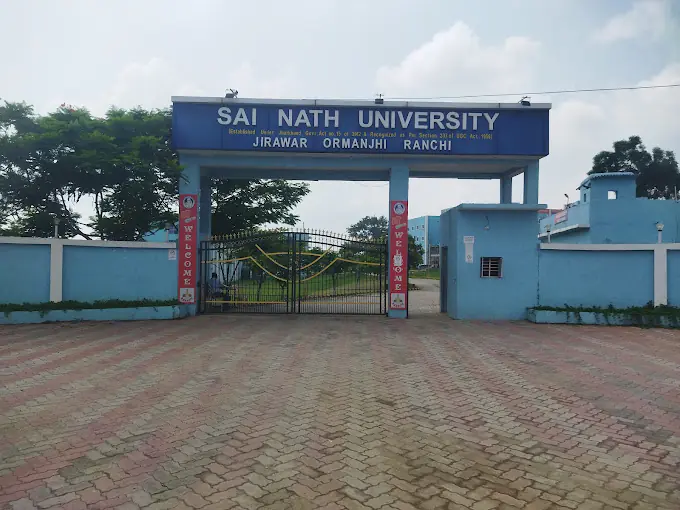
[
  {"x1": 172, "y1": 95, "x2": 551, "y2": 318},
  {"x1": 199, "y1": 230, "x2": 388, "y2": 315}
]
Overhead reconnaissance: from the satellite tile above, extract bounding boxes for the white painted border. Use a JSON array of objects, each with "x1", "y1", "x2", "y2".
[
  {"x1": 537, "y1": 224, "x2": 589, "y2": 238},
  {"x1": 171, "y1": 96, "x2": 552, "y2": 110},
  {"x1": 0, "y1": 237, "x2": 174, "y2": 249},
  {"x1": 49, "y1": 242, "x2": 63, "y2": 302},
  {"x1": 540, "y1": 243, "x2": 680, "y2": 251},
  {"x1": 654, "y1": 248, "x2": 668, "y2": 307}
]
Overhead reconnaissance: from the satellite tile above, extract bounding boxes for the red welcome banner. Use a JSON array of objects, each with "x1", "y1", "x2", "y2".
[
  {"x1": 178, "y1": 194, "x2": 198, "y2": 304},
  {"x1": 389, "y1": 200, "x2": 408, "y2": 310}
]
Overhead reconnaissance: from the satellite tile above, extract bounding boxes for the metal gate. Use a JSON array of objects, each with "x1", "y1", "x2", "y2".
[{"x1": 199, "y1": 230, "x2": 387, "y2": 315}]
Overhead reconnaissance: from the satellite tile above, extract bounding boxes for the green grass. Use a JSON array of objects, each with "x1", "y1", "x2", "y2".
[
  {"x1": 223, "y1": 272, "x2": 382, "y2": 301},
  {"x1": 409, "y1": 268, "x2": 440, "y2": 280}
]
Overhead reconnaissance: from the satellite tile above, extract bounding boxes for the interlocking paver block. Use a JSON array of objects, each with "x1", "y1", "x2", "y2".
[{"x1": 1, "y1": 317, "x2": 679, "y2": 509}]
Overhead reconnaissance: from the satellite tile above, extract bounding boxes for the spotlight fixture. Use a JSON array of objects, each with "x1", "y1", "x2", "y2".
[
  {"x1": 375, "y1": 94, "x2": 384, "y2": 105},
  {"x1": 225, "y1": 89, "x2": 239, "y2": 99},
  {"x1": 519, "y1": 96, "x2": 531, "y2": 106}
]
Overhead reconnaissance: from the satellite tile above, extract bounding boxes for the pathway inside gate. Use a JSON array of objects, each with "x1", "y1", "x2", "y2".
[
  {"x1": 1, "y1": 318, "x2": 679, "y2": 509},
  {"x1": 409, "y1": 278, "x2": 441, "y2": 315}
]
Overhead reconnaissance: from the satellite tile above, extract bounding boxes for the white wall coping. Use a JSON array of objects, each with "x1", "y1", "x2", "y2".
[
  {"x1": 171, "y1": 96, "x2": 553, "y2": 110},
  {"x1": 0, "y1": 237, "x2": 175, "y2": 249},
  {"x1": 540, "y1": 243, "x2": 680, "y2": 251},
  {"x1": 538, "y1": 224, "x2": 589, "y2": 238}
]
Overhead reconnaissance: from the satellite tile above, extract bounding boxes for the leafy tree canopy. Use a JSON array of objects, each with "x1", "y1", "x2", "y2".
[
  {"x1": 0, "y1": 101, "x2": 309, "y2": 239},
  {"x1": 347, "y1": 215, "x2": 424, "y2": 269},
  {"x1": 347, "y1": 215, "x2": 388, "y2": 240},
  {"x1": 589, "y1": 135, "x2": 679, "y2": 199}
]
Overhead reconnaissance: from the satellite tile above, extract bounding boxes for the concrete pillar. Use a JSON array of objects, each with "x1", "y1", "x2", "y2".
[
  {"x1": 500, "y1": 175, "x2": 513, "y2": 204},
  {"x1": 654, "y1": 246, "x2": 668, "y2": 307},
  {"x1": 179, "y1": 158, "x2": 201, "y2": 315},
  {"x1": 388, "y1": 165, "x2": 409, "y2": 319},
  {"x1": 199, "y1": 174, "x2": 212, "y2": 242},
  {"x1": 49, "y1": 239, "x2": 64, "y2": 302},
  {"x1": 523, "y1": 161, "x2": 539, "y2": 204}
]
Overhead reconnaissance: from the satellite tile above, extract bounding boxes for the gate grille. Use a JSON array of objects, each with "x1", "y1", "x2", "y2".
[{"x1": 199, "y1": 230, "x2": 387, "y2": 315}]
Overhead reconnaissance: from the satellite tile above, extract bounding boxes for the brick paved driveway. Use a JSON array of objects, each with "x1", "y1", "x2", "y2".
[{"x1": 1, "y1": 316, "x2": 679, "y2": 510}]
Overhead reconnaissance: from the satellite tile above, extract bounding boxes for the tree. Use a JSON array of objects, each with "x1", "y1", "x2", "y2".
[
  {"x1": 408, "y1": 236, "x2": 424, "y2": 268},
  {"x1": 347, "y1": 215, "x2": 423, "y2": 268},
  {"x1": 0, "y1": 102, "x2": 91, "y2": 238},
  {"x1": 347, "y1": 215, "x2": 388, "y2": 240},
  {"x1": 0, "y1": 100, "x2": 310, "y2": 239},
  {"x1": 589, "y1": 135, "x2": 680, "y2": 199},
  {"x1": 211, "y1": 179, "x2": 308, "y2": 236},
  {"x1": 0, "y1": 102, "x2": 181, "y2": 239}
]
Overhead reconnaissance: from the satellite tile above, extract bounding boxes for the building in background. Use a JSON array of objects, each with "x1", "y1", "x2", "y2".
[
  {"x1": 539, "y1": 172, "x2": 680, "y2": 244},
  {"x1": 408, "y1": 215, "x2": 441, "y2": 266},
  {"x1": 143, "y1": 224, "x2": 178, "y2": 243},
  {"x1": 537, "y1": 208, "x2": 563, "y2": 221}
]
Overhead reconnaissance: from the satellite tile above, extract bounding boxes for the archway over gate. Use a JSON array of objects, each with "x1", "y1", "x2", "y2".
[{"x1": 171, "y1": 97, "x2": 550, "y2": 318}]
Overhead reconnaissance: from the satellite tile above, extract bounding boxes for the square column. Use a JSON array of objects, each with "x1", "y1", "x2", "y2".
[
  {"x1": 199, "y1": 174, "x2": 212, "y2": 242},
  {"x1": 500, "y1": 175, "x2": 513, "y2": 204},
  {"x1": 523, "y1": 161, "x2": 539, "y2": 204},
  {"x1": 178, "y1": 158, "x2": 201, "y2": 315},
  {"x1": 388, "y1": 165, "x2": 409, "y2": 319}
]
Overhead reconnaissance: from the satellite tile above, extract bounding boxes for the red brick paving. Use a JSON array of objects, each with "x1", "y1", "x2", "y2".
[{"x1": 1, "y1": 316, "x2": 679, "y2": 509}]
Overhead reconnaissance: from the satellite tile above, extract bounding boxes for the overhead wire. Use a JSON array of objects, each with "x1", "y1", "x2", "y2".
[{"x1": 379, "y1": 83, "x2": 680, "y2": 101}]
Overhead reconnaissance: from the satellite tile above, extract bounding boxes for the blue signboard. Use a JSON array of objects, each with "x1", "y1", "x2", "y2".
[{"x1": 172, "y1": 100, "x2": 549, "y2": 157}]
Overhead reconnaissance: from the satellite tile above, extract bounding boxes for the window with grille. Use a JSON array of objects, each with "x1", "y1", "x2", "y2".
[{"x1": 480, "y1": 257, "x2": 502, "y2": 278}]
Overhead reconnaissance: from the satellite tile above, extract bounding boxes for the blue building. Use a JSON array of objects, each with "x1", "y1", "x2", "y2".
[
  {"x1": 408, "y1": 215, "x2": 441, "y2": 266},
  {"x1": 539, "y1": 172, "x2": 680, "y2": 244},
  {"x1": 143, "y1": 223, "x2": 178, "y2": 243},
  {"x1": 440, "y1": 204, "x2": 544, "y2": 320}
]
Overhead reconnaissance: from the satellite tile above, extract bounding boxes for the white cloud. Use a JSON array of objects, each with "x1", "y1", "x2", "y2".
[
  {"x1": 225, "y1": 62, "x2": 297, "y2": 100},
  {"x1": 593, "y1": 0, "x2": 668, "y2": 43},
  {"x1": 95, "y1": 58, "x2": 202, "y2": 115},
  {"x1": 375, "y1": 22, "x2": 541, "y2": 98},
  {"x1": 540, "y1": 62, "x2": 680, "y2": 206},
  {"x1": 307, "y1": 61, "x2": 680, "y2": 232},
  {"x1": 364, "y1": 21, "x2": 680, "y2": 220},
  {"x1": 95, "y1": 58, "x2": 297, "y2": 116}
]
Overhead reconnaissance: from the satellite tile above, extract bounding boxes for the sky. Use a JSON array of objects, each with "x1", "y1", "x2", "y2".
[{"x1": 2, "y1": 0, "x2": 679, "y2": 234}]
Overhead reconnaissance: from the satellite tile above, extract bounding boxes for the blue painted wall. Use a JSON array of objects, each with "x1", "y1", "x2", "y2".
[
  {"x1": 62, "y1": 246, "x2": 177, "y2": 302},
  {"x1": 540, "y1": 173, "x2": 680, "y2": 244},
  {"x1": 409, "y1": 215, "x2": 441, "y2": 265},
  {"x1": 441, "y1": 206, "x2": 541, "y2": 320},
  {"x1": 143, "y1": 229, "x2": 178, "y2": 243},
  {"x1": 590, "y1": 200, "x2": 680, "y2": 244},
  {"x1": 667, "y1": 250, "x2": 680, "y2": 307},
  {"x1": 408, "y1": 216, "x2": 427, "y2": 247},
  {"x1": 427, "y1": 216, "x2": 441, "y2": 246},
  {"x1": 448, "y1": 210, "x2": 459, "y2": 315},
  {"x1": 541, "y1": 203, "x2": 590, "y2": 230},
  {"x1": 0, "y1": 243, "x2": 51, "y2": 304},
  {"x1": 538, "y1": 250, "x2": 654, "y2": 308}
]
